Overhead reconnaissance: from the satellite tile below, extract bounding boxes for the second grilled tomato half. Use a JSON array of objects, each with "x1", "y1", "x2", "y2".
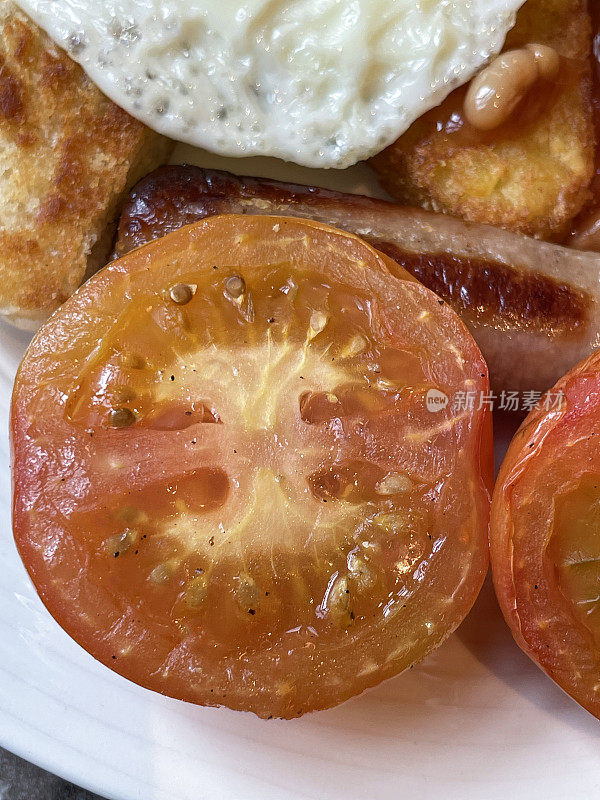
[
  {"x1": 492, "y1": 349, "x2": 600, "y2": 720},
  {"x1": 12, "y1": 215, "x2": 492, "y2": 718}
]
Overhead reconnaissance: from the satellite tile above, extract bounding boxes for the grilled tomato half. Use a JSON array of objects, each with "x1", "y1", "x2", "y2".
[
  {"x1": 492, "y1": 349, "x2": 600, "y2": 720},
  {"x1": 12, "y1": 215, "x2": 492, "y2": 718}
]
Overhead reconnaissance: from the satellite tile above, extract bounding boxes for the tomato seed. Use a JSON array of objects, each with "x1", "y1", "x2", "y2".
[
  {"x1": 347, "y1": 553, "x2": 376, "y2": 591},
  {"x1": 235, "y1": 574, "x2": 259, "y2": 612},
  {"x1": 149, "y1": 562, "x2": 175, "y2": 584},
  {"x1": 323, "y1": 574, "x2": 353, "y2": 628},
  {"x1": 309, "y1": 311, "x2": 327, "y2": 335},
  {"x1": 225, "y1": 275, "x2": 246, "y2": 299},
  {"x1": 376, "y1": 473, "x2": 413, "y2": 495},
  {"x1": 108, "y1": 407, "x2": 136, "y2": 428},
  {"x1": 168, "y1": 283, "x2": 195, "y2": 305},
  {"x1": 184, "y1": 574, "x2": 209, "y2": 607},
  {"x1": 374, "y1": 512, "x2": 410, "y2": 534},
  {"x1": 341, "y1": 334, "x2": 367, "y2": 358},
  {"x1": 105, "y1": 529, "x2": 137, "y2": 557}
]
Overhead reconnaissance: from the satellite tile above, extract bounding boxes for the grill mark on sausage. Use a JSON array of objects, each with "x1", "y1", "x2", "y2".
[
  {"x1": 366, "y1": 239, "x2": 586, "y2": 332},
  {"x1": 115, "y1": 165, "x2": 588, "y2": 334}
]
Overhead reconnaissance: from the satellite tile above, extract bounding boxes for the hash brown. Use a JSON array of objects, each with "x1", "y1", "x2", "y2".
[{"x1": 370, "y1": 0, "x2": 595, "y2": 241}]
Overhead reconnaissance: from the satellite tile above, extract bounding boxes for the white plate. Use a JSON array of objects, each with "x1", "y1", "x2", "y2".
[{"x1": 1, "y1": 149, "x2": 600, "y2": 800}]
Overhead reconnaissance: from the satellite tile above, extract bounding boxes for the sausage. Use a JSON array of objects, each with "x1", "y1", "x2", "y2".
[{"x1": 114, "y1": 165, "x2": 600, "y2": 394}]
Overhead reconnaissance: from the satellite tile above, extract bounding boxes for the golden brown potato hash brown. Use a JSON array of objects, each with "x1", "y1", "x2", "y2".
[
  {"x1": 0, "y1": 1, "x2": 173, "y2": 329},
  {"x1": 370, "y1": 0, "x2": 595, "y2": 241}
]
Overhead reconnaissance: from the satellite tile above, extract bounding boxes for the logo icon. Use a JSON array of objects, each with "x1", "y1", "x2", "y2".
[{"x1": 426, "y1": 388, "x2": 449, "y2": 413}]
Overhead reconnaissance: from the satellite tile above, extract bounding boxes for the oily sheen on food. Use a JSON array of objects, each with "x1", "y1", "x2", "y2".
[{"x1": 11, "y1": 216, "x2": 492, "y2": 717}]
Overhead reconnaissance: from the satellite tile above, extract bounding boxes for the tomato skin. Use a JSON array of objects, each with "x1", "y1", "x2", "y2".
[
  {"x1": 12, "y1": 215, "x2": 492, "y2": 718},
  {"x1": 491, "y1": 350, "x2": 600, "y2": 719}
]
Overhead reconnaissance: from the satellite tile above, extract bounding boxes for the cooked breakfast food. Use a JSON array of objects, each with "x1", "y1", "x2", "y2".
[
  {"x1": 11, "y1": 215, "x2": 492, "y2": 718},
  {"x1": 371, "y1": 0, "x2": 595, "y2": 241},
  {"x1": 7, "y1": 0, "x2": 600, "y2": 733},
  {"x1": 491, "y1": 348, "x2": 600, "y2": 719},
  {"x1": 115, "y1": 166, "x2": 600, "y2": 395},
  {"x1": 0, "y1": 0, "x2": 173, "y2": 330},
  {"x1": 15, "y1": 0, "x2": 525, "y2": 168}
]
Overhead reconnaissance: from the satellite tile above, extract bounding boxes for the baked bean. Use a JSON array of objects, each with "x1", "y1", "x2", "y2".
[{"x1": 464, "y1": 44, "x2": 560, "y2": 131}]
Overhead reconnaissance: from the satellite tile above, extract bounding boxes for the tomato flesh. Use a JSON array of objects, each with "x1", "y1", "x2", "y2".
[
  {"x1": 491, "y1": 354, "x2": 600, "y2": 719},
  {"x1": 12, "y1": 215, "x2": 491, "y2": 717},
  {"x1": 548, "y1": 478, "x2": 600, "y2": 646}
]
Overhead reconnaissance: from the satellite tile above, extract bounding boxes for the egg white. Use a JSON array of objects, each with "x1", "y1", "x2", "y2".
[{"x1": 16, "y1": 0, "x2": 526, "y2": 168}]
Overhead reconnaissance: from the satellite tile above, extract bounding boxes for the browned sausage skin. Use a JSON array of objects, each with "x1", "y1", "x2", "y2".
[{"x1": 115, "y1": 165, "x2": 600, "y2": 394}]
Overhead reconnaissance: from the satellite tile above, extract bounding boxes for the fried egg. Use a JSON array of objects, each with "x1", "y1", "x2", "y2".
[{"x1": 16, "y1": 0, "x2": 525, "y2": 167}]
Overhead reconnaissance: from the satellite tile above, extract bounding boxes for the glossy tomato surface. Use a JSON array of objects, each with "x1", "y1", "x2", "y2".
[
  {"x1": 491, "y1": 349, "x2": 600, "y2": 719},
  {"x1": 12, "y1": 215, "x2": 492, "y2": 718}
]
